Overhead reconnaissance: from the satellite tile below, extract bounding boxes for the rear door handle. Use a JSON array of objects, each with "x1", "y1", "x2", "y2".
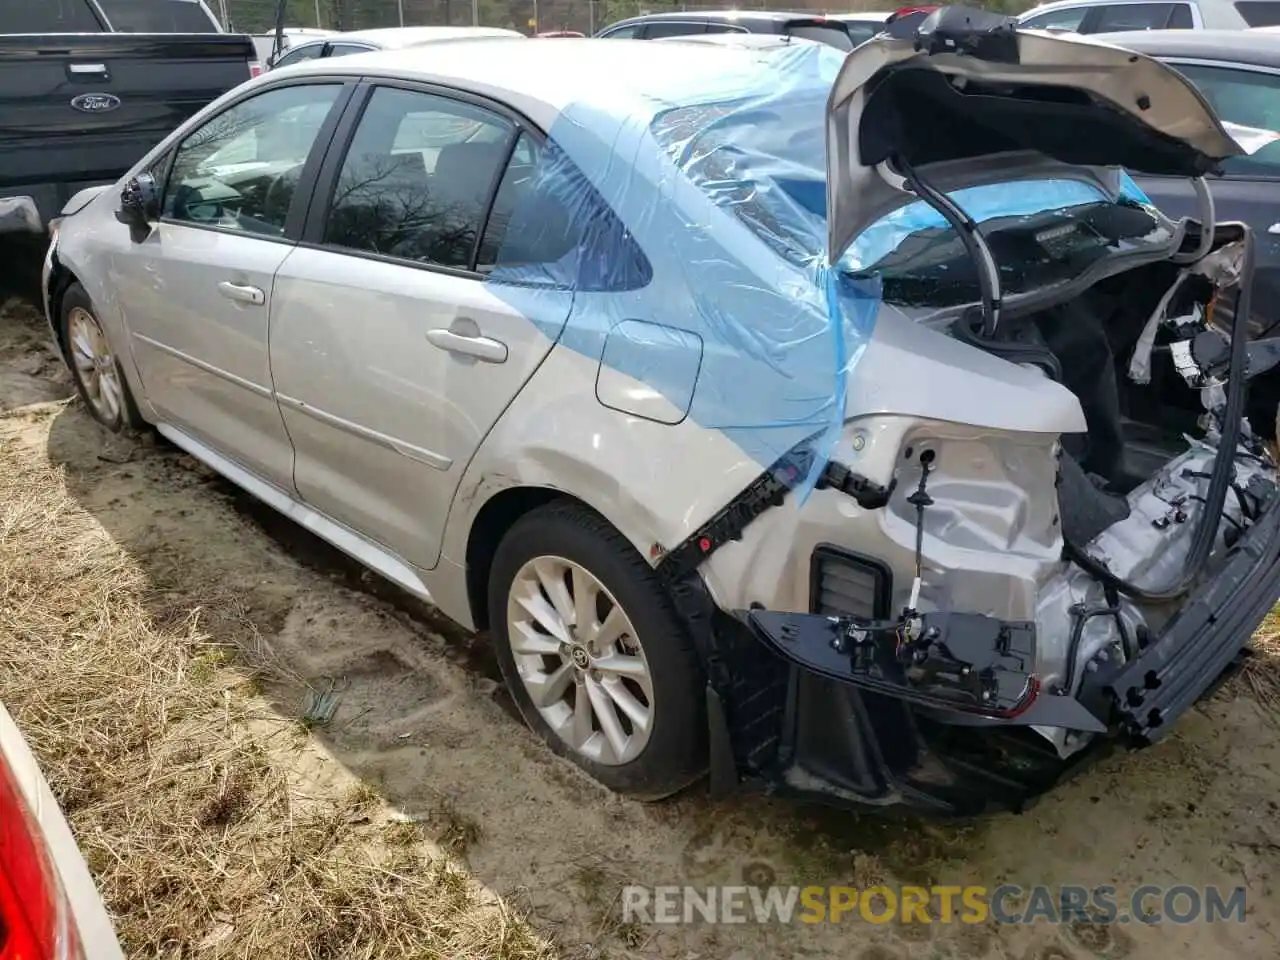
[
  {"x1": 426, "y1": 326, "x2": 508, "y2": 364},
  {"x1": 217, "y1": 281, "x2": 265, "y2": 306}
]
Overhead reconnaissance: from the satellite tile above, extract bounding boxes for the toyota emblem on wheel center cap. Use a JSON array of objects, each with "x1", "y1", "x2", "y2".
[{"x1": 70, "y1": 93, "x2": 122, "y2": 114}]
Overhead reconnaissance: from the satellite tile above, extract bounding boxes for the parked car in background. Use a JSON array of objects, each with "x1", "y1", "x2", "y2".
[
  {"x1": 252, "y1": 26, "x2": 336, "y2": 67},
  {"x1": 594, "y1": 10, "x2": 856, "y2": 49},
  {"x1": 0, "y1": 0, "x2": 259, "y2": 236},
  {"x1": 1097, "y1": 28, "x2": 1280, "y2": 336},
  {"x1": 0, "y1": 701, "x2": 124, "y2": 959},
  {"x1": 1018, "y1": 0, "x2": 1280, "y2": 32},
  {"x1": 267, "y1": 25, "x2": 525, "y2": 69},
  {"x1": 41, "y1": 16, "x2": 1280, "y2": 815},
  {"x1": 535, "y1": 30, "x2": 587, "y2": 37},
  {"x1": 829, "y1": 11, "x2": 893, "y2": 45}
]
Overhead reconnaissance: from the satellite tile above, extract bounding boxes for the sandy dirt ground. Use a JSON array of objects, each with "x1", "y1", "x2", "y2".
[{"x1": 2, "y1": 248, "x2": 1279, "y2": 959}]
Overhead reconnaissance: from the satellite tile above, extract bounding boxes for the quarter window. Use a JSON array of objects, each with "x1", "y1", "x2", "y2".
[
  {"x1": 272, "y1": 42, "x2": 325, "y2": 67},
  {"x1": 477, "y1": 132, "x2": 652, "y2": 291},
  {"x1": 323, "y1": 87, "x2": 513, "y2": 269},
  {"x1": 326, "y1": 42, "x2": 376, "y2": 57},
  {"x1": 162, "y1": 84, "x2": 342, "y2": 235}
]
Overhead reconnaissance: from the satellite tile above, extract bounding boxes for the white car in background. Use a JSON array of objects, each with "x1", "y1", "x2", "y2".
[
  {"x1": 0, "y1": 703, "x2": 123, "y2": 960},
  {"x1": 1018, "y1": 0, "x2": 1280, "y2": 32},
  {"x1": 266, "y1": 25, "x2": 525, "y2": 70}
]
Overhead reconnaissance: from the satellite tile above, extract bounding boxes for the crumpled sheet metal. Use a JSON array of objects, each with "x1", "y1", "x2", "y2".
[{"x1": 478, "y1": 39, "x2": 1167, "y2": 500}]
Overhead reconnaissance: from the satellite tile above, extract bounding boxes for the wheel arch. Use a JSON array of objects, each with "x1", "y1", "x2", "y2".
[{"x1": 464, "y1": 485, "x2": 643, "y2": 631}]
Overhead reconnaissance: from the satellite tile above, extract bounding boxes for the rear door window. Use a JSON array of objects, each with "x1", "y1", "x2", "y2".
[
  {"x1": 599, "y1": 23, "x2": 643, "y2": 38},
  {"x1": 643, "y1": 21, "x2": 708, "y2": 38},
  {"x1": 786, "y1": 21, "x2": 855, "y2": 50},
  {"x1": 1, "y1": 0, "x2": 105, "y2": 32},
  {"x1": 326, "y1": 42, "x2": 375, "y2": 57},
  {"x1": 1082, "y1": 3, "x2": 1178, "y2": 31},
  {"x1": 1020, "y1": 6, "x2": 1090, "y2": 30},
  {"x1": 1167, "y1": 3, "x2": 1195, "y2": 26},
  {"x1": 1172, "y1": 63, "x2": 1280, "y2": 177},
  {"x1": 322, "y1": 86, "x2": 514, "y2": 268},
  {"x1": 97, "y1": 0, "x2": 220, "y2": 32},
  {"x1": 1235, "y1": 1, "x2": 1280, "y2": 25}
]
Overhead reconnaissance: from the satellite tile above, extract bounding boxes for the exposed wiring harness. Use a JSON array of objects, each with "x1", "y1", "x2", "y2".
[{"x1": 1065, "y1": 227, "x2": 1257, "y2": 602}]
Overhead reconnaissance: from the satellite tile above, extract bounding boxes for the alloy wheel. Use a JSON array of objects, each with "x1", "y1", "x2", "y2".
[
  {"x1": 506, "y1": 555, "x2": 655, "y2": 765},
  {"x1": 67, "y1": 306, "x2": 125, "y2": 425}
]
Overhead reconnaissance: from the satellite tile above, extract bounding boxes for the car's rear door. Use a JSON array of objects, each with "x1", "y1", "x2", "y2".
[
  {"x1": 269, "y1": 81, "x2": 575, "y2": 571},
  {"x1": 1131, "y1": 58, "x2": 1280, "y2": 335}
]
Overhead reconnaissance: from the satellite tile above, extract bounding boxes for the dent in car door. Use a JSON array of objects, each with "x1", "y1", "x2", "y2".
[
  {"x1": 269, "y1": 85, "x2": 574, "y2": 571},
  {"x1": 111, "y1": 82, "x2": 348, "y2": 488}
]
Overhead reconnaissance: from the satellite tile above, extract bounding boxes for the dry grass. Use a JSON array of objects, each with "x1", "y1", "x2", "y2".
[
  {"x1": 1243, "y1": 608, "x2": 1280, "y2": 709},
  {"x1": 0, "y1": 430, "x2": 557, "y2": 960}
]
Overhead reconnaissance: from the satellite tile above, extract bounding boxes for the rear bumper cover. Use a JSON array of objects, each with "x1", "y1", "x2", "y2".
[{"x1": 707, "y1": 493, "x2": 1280, "y2": 815}]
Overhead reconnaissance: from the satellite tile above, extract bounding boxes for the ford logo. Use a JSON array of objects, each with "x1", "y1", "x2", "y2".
[{"x1": 70, "y1": 93, "x2": 121, "y2": 114}]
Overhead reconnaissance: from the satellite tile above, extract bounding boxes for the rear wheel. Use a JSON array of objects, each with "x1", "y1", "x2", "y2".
[
  {"x1": 488, "y1": 502, "x2": 708, "y2": 799},
  {"x1": 61, "y1": 283, "x2": 142, "y2": 434}
]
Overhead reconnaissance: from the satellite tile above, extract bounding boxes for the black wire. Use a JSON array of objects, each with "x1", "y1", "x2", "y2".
[{"x1": 1061, "y1": 605, "x2": 1122, "y2": 695}]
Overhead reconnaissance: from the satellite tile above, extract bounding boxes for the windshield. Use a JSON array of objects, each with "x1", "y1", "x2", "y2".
[
  {"x1": 651, "y1": 82, "x2": 1170, "y2": 309},
  {"x1": 97, "y1": 0, "x2": 219, "y2": 32}
]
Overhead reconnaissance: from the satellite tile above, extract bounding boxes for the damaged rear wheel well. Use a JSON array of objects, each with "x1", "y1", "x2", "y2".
[{"x1": 465, "y1": 486, "x2": 575, "y2": 630}]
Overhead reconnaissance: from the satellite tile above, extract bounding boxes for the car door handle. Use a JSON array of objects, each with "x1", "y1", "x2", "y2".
[
  {"x1": 217, "y1": 281, "x2": 265, "y2": 306},
  {"x1": 426, "y1": 327, "x2": 508, "y2": 363}
]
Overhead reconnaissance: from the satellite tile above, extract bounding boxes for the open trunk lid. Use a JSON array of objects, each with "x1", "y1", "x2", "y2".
[{"x1": 824, "y1": 7, "x2": 1246, "y2": 264}]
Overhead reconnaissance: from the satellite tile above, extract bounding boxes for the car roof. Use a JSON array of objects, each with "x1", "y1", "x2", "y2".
[
  {"x1": 1094, "y1": 28, "x2": 1280, "y2": 67},
  {"x1": 324, "y1": 26, "x2": 524, "y2": 48},
  {"x1": 275, "y1": 36, "x2": 829, "y2": 128},
  {"x1": 829, "y1": 11, "x2": 894, "y2": 21},
  {"x1": 652, "y1": 33, "x2": 824, "y2": 49},
  {"x1": 607, "y1": 9, "x2": 843, "y2": 24}
]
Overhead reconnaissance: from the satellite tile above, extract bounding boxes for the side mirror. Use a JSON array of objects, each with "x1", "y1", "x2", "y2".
[{"x1": 115, "y1": 173, "x2": 160, "y2": 235}]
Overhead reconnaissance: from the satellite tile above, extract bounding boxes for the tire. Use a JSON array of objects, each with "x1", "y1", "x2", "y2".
[
  {"x1": 60, "y1": 282, "x2": 144, "y2": 434},
  {"x1": 488, "y1": 501, "x2": 708, "y2": 800}
]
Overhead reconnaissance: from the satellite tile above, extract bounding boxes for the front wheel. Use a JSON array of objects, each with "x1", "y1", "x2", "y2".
[
  {"x1": 488, "y1": 502, "x2": 708, "y2": 800},
  {"x1": 60, "y1": 282, "x2": 143, "y2": 433}
]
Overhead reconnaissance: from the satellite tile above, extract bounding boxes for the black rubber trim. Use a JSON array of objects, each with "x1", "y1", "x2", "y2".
[{"x1": 655, "y1": 448, "x2": 892, "y2": 583}]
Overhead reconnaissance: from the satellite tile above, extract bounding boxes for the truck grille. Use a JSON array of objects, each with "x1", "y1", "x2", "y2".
[{"x1": 809, "y1": 546, "x2": 891, "y2": 618}]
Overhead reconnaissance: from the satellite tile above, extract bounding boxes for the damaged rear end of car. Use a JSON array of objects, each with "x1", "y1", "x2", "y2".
[{"x1": 677, "y1": 8, "x2": 1280, "y2": 814}]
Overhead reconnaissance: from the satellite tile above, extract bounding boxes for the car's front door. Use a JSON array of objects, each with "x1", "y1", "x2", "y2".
[
  {"x1": 1132, "y1": 59, "x2": 1280, "y2": 336},
  {"x1": 268, "y1": 82, "x2": 576, "y2": 570},
  {"x1": 111, "y1": 81, "x2": 349, "y2": 488}
]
